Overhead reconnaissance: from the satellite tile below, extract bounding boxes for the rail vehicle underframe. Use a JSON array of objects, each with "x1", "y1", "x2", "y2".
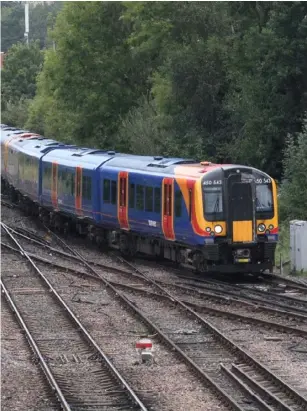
[{"x1": 2, "y1": 178, "x2": 276, "y2": 275}]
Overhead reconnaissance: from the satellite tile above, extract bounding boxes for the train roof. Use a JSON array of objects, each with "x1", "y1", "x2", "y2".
[
  {"x1": 2, "y1": 127, "x2": 273, "y2": 180},
  {"x1": 102, "y1": 155, "x2": 199, "y2": 176},
  {"x1": 9, "y1": 136, "x2": 70, "y2": 157},
  {"x1": 42, "y1": 146, "x2": 119, "y2": 169}
]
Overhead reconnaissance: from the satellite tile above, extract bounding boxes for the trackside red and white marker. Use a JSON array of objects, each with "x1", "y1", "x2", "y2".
[
  {"x1": 135, "y1": 338, "x2": 153, "y2": 349},
  {"x1": 135, "y1": 338, "x2": 154, "y2": 364}
]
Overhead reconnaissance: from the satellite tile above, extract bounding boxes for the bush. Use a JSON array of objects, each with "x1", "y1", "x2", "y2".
[
  {"x1": 1, "y1": 98, "x2": 31, "y2": 128},
  {"x1": 279, "y1": 115, "x2": 307, "y2": 222}
]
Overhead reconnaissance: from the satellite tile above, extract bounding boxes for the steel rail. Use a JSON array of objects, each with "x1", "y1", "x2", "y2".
[
  {"x1": 154, "y1": 279, "x2": 307, "y2": 320},
  {"x1": 19, "y1": 226, "x2": 246, "y2": 410},
  {"x1": 3, "y1": 240, "x2": 307, "y2": 337},
  {"x1": 177, "y1": 273, "x2": 307, "y2": 306},
  {"x1": 174, "y1": 274, "x2": 307, "y2": 314},
  {"x1": 261, "y1": 272, "x2": 307, "y2": 292},
  {"x1": 112, "y1": 256, "x2": 307, "y2": 408},
  {"x1": 3, "y1": 198, "x2": 307, "y2": 296},
  {"x1": 1, "y1": 224, "x2": 133, "y2": 277},
  {"x1": 42, "y1": 228, "x2": 307, "y2": 409},
  {"x1": 107, "y1": 280, "x2": 307, "y2": 337},
  {"x1": 1, "y1": 222, "x2": 148, "y2": 411},
  {"x1": 229, "y1": 364, "x2": 294, "y2": 411},
  {"x1": 219, "y1": 364, "x2": 275, "y2": 411},
  {"x1": 1, "y1": 280, "x2": 71, "y2": 411},
  {"x1": 3, "y1": 216, "x2": 307, "y2": 408},
  {"x1": 4, "y1": 223, "x2": 307, "y2": 315}
]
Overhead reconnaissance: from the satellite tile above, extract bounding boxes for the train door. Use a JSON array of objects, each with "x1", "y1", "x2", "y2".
[
  {"x1": 162, "y1": 178, "x2": 175, "y2": 240},
  {"x1": 227, "y1": 174, "x2": 255, "y2": 242},
  {"x1": 51, "y1": 162, "x2": 58, "y2": 209},
  {"x1": 75, "y1": 166, "x2": 82, "y2": 215},
  {"x1": 118, "y1": 171, "x2": 129, "y2": 230}
]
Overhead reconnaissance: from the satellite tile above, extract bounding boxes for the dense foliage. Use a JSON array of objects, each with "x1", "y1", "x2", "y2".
[
  {"x1": 279, "y1": 115, "x2": 307, "y2": 221},
  {"x1": 1, "y1": 1, "x2": 63, "y2": 51},
  {"x1": 1, "y1": 42, "x2": 43, "y2": 126},
  {"x1": 2, "y1": 1, "x2": 307, "y2": 222}
]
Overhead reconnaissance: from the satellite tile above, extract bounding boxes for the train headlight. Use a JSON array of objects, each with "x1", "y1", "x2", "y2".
[
  {"x1": 205, "y1": 227, "x2": 211, "y2": 232},
  {"x1": 258, "y1": 223, "x2": 266, "y2": 232},
  {"x1": 268, "y1": 224, "x2": 274, "y2": 230},
  {"x1": 214, "y1": 225, "x2": 223, "y2": 234}
]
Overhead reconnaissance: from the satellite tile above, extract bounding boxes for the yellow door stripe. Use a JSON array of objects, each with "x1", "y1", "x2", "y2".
[{"x1": 232, "y1": 220, "x2": 253, "y2": 242}]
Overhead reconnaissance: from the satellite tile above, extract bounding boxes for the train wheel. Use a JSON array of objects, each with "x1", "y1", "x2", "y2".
[
  {"x1": 193, "y1": 252, "x2": 207, "y2": 273},
  {"x1": 119, "y1": 233, "x2": 136, "y2": 258}
]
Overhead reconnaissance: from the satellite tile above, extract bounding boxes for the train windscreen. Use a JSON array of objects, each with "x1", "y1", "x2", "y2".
[{"x1": 202, "y1": 167, "x2": 274, "y2": 222}]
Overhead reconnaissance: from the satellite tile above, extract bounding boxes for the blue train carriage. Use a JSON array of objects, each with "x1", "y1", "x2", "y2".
[
  {"x1": 40, "y1": 146, "x2": 117, "y2": 232},
  {"x1": 1, "y1": 128, "x2": 39, "y2": 186},
  {"x1": 96, "y1": 155, "x2": 199, "y2": 258},
  {"x1": 3, "y1": 135, "x2": 64, "y2": 208},
  {"x1": 2, "y1": 131, "x2": 38, "y2": 194},
  {"x1": 96, "y1": 158, "x2": 278, "y2": 273},
  {"x1": 0, "y1": 127, "x2": 16, "y2": 180}
]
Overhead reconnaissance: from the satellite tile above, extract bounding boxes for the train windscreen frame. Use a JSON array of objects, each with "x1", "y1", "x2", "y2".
[
  {"x1": 202, "y1": 167, "x2": 274, "y2": 222},
  {"x1": 202, "y1": 169, "x2": 224, "y2": 222}
]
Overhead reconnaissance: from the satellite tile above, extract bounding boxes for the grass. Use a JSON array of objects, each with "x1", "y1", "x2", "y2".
[{"x1": 275, "y1": 223, "x2": 290, "y2": 266}]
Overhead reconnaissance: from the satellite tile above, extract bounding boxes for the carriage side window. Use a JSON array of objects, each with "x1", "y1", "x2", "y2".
[
  {"x1": 33, "y1": 158, "x2": 39, "y2": 182},
  {"x1": 111, "y1": 180, "x2": 117, "y2": 205},
  {"x1": 60, "y1": 170, "x2": 74, "y2": 196},
  {"x1": 154, "y1": 187, "x2": 161, "y2": 213},
  {"x1": 129, "y1": 183, "x2": 135, "y2": 208},
  {"x1": 103, "y1": 179, "x2": 110, "y2": 203},
  {"x1": 82, "y1": 175, "x2": 92, "y2": 201},
  {"x1": 58, "y1": 170, "x2": 64, "y2": 194},
  {"x1": 43, "y1": 166, "x2": 52, "y2": 190},
  {"x1": 175, "y1": 190, "x2": 182, "y2": 218},
  {"x1": 136, "y1": 185, "x2": 144, "y2": 210},
  {"x1": 24, "y1": 156, "x2": 31, "y2": 180},
  {"x1": 19, "y1": 153, "x2": 24, "y2": 179},
  {"x1": 145, "y1": 186, "x2": 153, "y2": 212},
  {"x1": 203, "y1": 186, "x2": 224, "y2": 221},
  {"x1": 69, "y1": 172, "x2": 75, "y2": 196}
]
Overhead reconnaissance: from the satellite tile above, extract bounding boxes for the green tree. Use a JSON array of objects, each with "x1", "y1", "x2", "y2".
[
  {"x1": 1, "y1": 41, "x2": 43, "y2": 127},
  {"x1": 225, "y1": 2, "x2": 307, "y2": 178},
  {"x1": 122, "y1": 2, "x2": 231, "y2": 160},
  {"x1": 116, "y1": 96, "x2": 175, "y2": 155},
  {"x1": 1, "y1": 1, "x2": 24, "y2": 52},
  {"x1": 2, "y1": 41, "x2": 43, "y2": 103},
  {"x1": 279, "y1": 115, "x2": 307, "y2": 221},
  {"x1": 1, "y1": 1, "x2": 63, "y2": 52},
  {"x1": 27, "y1": 2, "x2": 141, "y2": 146},
  {"x1": 1, "y1": 98, "x2": 31, "y2": 128}
]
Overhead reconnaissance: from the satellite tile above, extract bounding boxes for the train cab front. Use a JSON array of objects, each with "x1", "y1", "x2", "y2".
[{"x1": 201, "y1": 165, "x2": 278, "y2": 274}]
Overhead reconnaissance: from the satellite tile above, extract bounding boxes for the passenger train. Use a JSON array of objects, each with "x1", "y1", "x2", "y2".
[{"x1": 1, "y1": 125, "x2": 278, "y2": 274}]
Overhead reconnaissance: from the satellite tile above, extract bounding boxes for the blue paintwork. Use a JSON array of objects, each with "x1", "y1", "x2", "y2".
[{"x1": 1, "y1": 124, "x2": 206, "y2": 247}]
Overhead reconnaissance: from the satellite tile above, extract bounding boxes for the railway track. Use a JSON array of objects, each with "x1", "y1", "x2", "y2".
[
  {"x1": 1, "y1": 294, "x2": 59, "y2": 410},
  {"x1": 1, "y1": 223, "x2": 148, "y2": 411},
  {"x1": 3, "y1": 196, "x2": 307, "y2": 296},
  {"x1": 167, "y1": 272, "x2": 307, "y2": 312},
  {"x1": 0, "y1": 222, "x2": 239, "y2": 410},
  {"x1": 138, "y1": 257, "x2": 307, "y2": 297},
  {"x1": 41, "y1": 228, "x2": 307, "y2": 410},
  {"x1": 3, "y1": 224, "x2": 307, "y2": 337},
  {"x1": 262, "y1": 272, "x2": 307, "y2": 291},
  {"x1": 3, "y1": 222, "x2": 307, "y2": 410}
]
